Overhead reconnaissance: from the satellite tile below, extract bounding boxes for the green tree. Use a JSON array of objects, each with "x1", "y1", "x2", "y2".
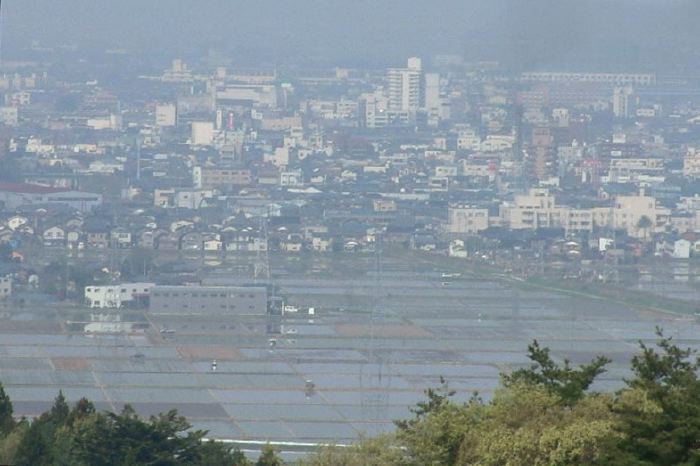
[
  {"x1": 256, "y1": 444, "x2": 283, "y2": 466},
  {"x1": 13, "y1": 418, "x2": 56, "y2": 466},
  {"x1": 457, "y1": 383, "x2": 616, "y2": 466},
  {"x1": 50, "y1": 391, "x2": 70, "y2": 425},
  {"x1": 300, "y1": 436, "x2": 404, "y2": 466},
  {"x1": 67, "y1": 397, "x2": 95, "y2": 426},
  {"x1": 637, "y1": 215, "x2": 653, "y2": 240},
  {"x1": 199, "y1": 441, "x2": 251, "y2": 466},
  {"x1": 0, "y1": 422, "x2": 28, "y2": 465},
  {"x1": 604, "y1": 329, "x2": 700, "y2": 465},
  {"x1": 394, "y1": 378, "x2": 468, "y2": 465},
  {"x1": 13, "y1": 391, "x2": 74, "y2": 466},
  {"x1": 0, "y1": 383, "x2": 15, "y2": 436},
  {"x1": 502, "y1": 339, "x2": 610, "y2": 404}
]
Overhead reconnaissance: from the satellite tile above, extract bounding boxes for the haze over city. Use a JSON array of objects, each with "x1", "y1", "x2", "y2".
[
  {"x1": 0, "y1": 1, "x2": 697, "y2": 464},
  {"x1": 4, "y1": 1, "x2": 700, "y2": 69}
]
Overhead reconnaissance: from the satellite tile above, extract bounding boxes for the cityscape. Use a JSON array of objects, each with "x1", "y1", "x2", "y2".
[{"x1": 0, "y1": 1, "x2": 698, "y2": 464}]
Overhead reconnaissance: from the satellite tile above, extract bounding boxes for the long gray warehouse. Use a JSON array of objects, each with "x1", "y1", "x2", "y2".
[{"x1": 149, "y1": 285, "x2": 268, "y2": 316}]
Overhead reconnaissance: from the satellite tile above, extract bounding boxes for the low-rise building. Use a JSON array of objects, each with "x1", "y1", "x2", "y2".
[
  {"x1": 85, "y1": 283, "x2": 154, "y2": 308},
  {"x1": 149, "y1": 285, "x2": 268, "y2": 316}
]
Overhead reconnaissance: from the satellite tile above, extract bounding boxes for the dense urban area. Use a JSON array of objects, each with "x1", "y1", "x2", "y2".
[
  {"x1": 2, "y1": 57, "x2": 700, "y2": 306},
  {"x1": 0, "y1": 35, "x2": 700, "y2": 463}
]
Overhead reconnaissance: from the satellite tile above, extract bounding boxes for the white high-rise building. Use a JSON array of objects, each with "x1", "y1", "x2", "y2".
[
  {"x1": 424, "y1": 72, "x2": 451, "y2": 124},
  {"x1": 387, "y1": 57, "x2": 422, "y2": 113},
  {"x1": 612, "y1": 87, "x2": 633, "y2": 118},
  {"x1": 424, "y1": 73, "x2": 440, "y2": 110}
]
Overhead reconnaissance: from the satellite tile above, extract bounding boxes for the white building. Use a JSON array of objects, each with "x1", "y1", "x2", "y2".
[
  {"x1": 216, "y1": 84, "x2": 277, "y2": 107},
  {"x1": 447, "y1": 206, "x2": 490, "y2": 234},
  {"x1": 387, "y1": 57, "x2": 422, "y2": 113},
  {"x1": 162, "y1": 59, "x2": 194, "y2": 83},
  {"x1": 85, "y1": 283, "x2": 154, "y2": 309},
  {"x1": 280, "y1": 170, "x2": 304, "y2": 187},
  {"x1": 521, "y1": 72, "x2": 656, "y2": 86},
  {"x1": 0, "y1": 107, "x2": 18, "y2": 126},
  {"x1": 673, "y1": 239, "x2": 691, "y2": 259},
  {"x1": 155, "y1": 103, "x2": 177, "y2": 127},
  {"x1": 612, "y1": 87, "x2": 633, "y2": 118},
  {"x1": 684, "y1": 148, "x2": 700, "y2": 178},
  {"x1": 87, "y1": 114, "x2": 122, "y2": 131},
  {"x1": 191, "y1": 121, "x2": 215, "y2": 146}
]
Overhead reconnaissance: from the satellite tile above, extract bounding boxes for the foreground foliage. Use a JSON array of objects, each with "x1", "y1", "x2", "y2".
[
  {"x1": 0, "y1": 328, "x2": 698, "y2": 465},
  {"x1": 0, "y1": 389, "x2": 257, "y2": 466},
  {"x1": 303, "y1": 328, "x2": 700, "y2": 466}
]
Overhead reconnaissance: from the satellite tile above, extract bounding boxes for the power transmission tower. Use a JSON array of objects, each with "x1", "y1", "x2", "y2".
[
  {"x1": 254, "y1": 216, "x2": 270, "y2": 282},
  {"x1": 360, "y1": 233, "x2": 390, "y2": 423}
]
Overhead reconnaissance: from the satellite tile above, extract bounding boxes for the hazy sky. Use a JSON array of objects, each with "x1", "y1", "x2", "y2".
[{"x1": 3, "y1": 0, "x2": 700, "y2": 71}]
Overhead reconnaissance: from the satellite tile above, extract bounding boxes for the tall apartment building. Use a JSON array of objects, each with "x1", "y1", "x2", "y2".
[
  {"x1": 530, "y1": 127, "x2": 556, "y2": 181},
  {"x1": 387, "y1": 57, "x2": 422, "y2": 113},
  {"x1": 612, "y1": 87, "x2": 633, "y2": 118},
  {"x1": 424, "y1": 73, "x2": 449, "y2": 124}
]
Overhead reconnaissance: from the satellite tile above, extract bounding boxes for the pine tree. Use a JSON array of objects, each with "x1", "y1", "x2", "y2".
[
  {"x1": 49, "y1": 391, "x2": 69, "y2": 425},
  {"x1": 0, "y1": 383, "x2": 14, "y2": 436},
  {"x1": 502, "y1": 339, "x2": 610, "y2": 404}
]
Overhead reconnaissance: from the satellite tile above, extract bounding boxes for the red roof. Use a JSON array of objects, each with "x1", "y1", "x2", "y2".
[{"x1": 0, "y1": 183, "x2": 67, "y2": 194}]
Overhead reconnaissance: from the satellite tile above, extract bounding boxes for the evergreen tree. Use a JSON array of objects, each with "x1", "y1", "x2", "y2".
[
  {"x1": 502, "y1": 339, "x2": 610, "y2": 404},
  {"x1": 13, "y1": 419, "x2": 55, "y2": 466},
  {"x1": 605, "y1": 329, "x2": 700, "y2": 465},
  {"x1": 49, "y1": 391, "x2": 70, "y2": 425},
  {"x1": 0, "y1": 383, "x2": 14, "y2": 436}
]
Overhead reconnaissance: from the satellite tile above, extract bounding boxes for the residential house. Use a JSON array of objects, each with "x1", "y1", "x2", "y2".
[
  {"x1": 43, "y1": 226, "x2": 66, "y2": 247},
  {"x1": 110, "y1": 228, "x2": 132, "y2": 249}
]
